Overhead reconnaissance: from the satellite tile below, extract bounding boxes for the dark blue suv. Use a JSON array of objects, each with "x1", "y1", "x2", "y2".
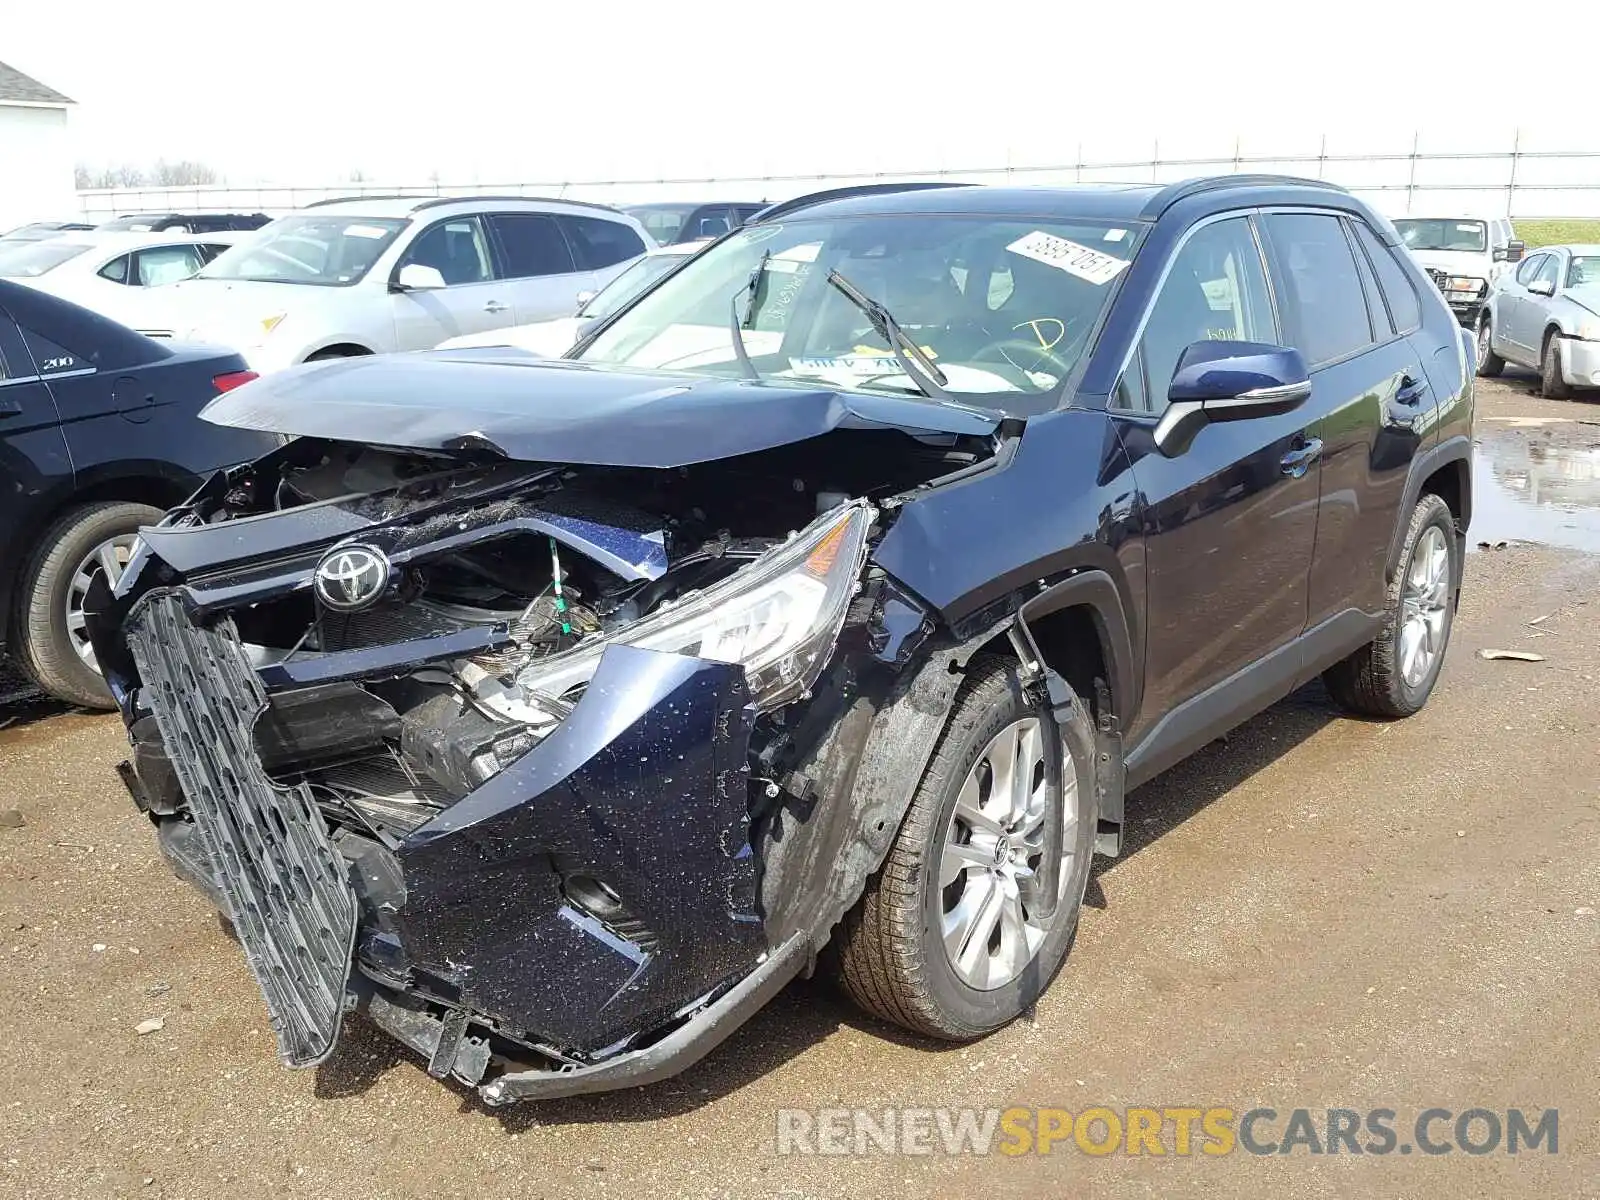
[{"x1": 92, "y1": 175, "x2": 1472, "y2": 1104}]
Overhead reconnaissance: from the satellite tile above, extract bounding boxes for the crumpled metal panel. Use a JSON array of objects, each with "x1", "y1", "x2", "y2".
[
  {"x1": 394, "y1": 643, "x2": 767, "y2": 1054},
  {"x1": 126, "y1": 593, "x2": 356, "y2": 1067}
]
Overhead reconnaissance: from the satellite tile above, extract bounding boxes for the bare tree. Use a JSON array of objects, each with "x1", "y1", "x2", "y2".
[
  {"x1": 151, "y1": 159, "x2": 219, "y2": 186},
  {"x1": 78, "y1": 163, "x2": 148, "y2": 189}
]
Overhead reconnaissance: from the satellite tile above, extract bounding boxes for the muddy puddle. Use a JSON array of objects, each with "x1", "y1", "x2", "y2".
[{"x1": 1472, "y1": 420, "x2": 1600, "y2": 553}]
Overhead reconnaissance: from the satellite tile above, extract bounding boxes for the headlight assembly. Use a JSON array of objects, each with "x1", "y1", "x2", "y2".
[{"x1": 517, "y1": 501, "x2": 874, "y2": 710}]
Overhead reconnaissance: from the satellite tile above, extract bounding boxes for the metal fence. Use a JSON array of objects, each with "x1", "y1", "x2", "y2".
[{"x1": 76, "y1": 136, "x2": 1600, "y2": 221}]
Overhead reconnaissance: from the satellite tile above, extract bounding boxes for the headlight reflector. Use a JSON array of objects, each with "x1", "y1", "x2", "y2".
[{"x1": 518, "y1": 501, "x2": 873, "y2": 710}]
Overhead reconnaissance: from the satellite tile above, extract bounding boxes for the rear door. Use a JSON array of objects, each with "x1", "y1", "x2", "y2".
[
  {"x1": 390, "y1": 215, "x2": 507, "y2": 348},
  {"x1": 487, "y1": 212, "x2": 586, "y2": 324},
  {"x1": 1262, "y1": 211, "x2": 1434, "y2": 629},
  {"x1": 1111, "y1": 213, "x2": 1319, "y2": 740},
  {"x1": 0, "y1": 309, "x2": 74, "y2": 641}
]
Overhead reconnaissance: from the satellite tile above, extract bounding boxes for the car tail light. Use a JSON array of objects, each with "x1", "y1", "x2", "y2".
[{"x1": 213, "y1": 370, "x2": 259, "y2": 393}]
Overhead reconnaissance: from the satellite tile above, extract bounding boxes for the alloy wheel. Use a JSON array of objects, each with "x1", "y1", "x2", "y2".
[
  {"x1": 64, "y1": 534, "x2": 137, "y2": 673},
  {"x1": 938, "y1": 717, "x2": 1077, "y2": 991},
  {"x1": 1399, "y1": 525, "x2": 1450, "y2": 687}
]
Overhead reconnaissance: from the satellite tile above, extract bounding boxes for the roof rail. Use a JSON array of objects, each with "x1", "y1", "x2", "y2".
[
  {"x1": 408, "y1": 194, "x2": 622, "y2": 214},
  {"x1": 750, "y1": 181, "x2": 973, "y2": 224},
  {"x1": 1142, "y1": 174, "x2": 1348, "y2": 218},
  {"x1": 303, "y1": 193, "x2": 424, "y2": 207}
]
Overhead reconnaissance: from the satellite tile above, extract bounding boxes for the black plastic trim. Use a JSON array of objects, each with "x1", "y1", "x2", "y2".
[{"x1": 477, "y1": 934, "x2": 809, "y2": 1104}]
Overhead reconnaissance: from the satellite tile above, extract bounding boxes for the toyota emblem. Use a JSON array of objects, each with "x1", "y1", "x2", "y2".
[{"x1": 313, "y1": 544, "x2": 390, "y2": 612}]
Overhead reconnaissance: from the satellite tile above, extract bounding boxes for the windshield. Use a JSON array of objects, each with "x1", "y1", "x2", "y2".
[
  {"x1": 627, "y1": 206, "x2": 695, "y2": 245},
  {"x1": 1567, "y1": 256, "x2": 1600, "y2": 288},
  {"x1": 197, "y1": 215, "x2": 407, "y2": 286},
  {"x1": 1395, "y1": 219, "x2": 1487, "y2": 253},
  {"x1": 0, "y1": 240, "x2": 93, "y2": 278},
  {"x1": 576, "y1": 215, "x2": 1141, "y2": 411},
  {"x1": 582, "y1": 253, "x2": 690, "y2": 319}
]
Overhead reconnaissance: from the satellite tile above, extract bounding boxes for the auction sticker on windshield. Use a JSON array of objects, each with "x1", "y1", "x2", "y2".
[{"x1": 1007, "y1": 231, "x2": 1130, "y2": 285}]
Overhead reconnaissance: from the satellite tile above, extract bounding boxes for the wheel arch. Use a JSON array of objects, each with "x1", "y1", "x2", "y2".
[
  {"x1": 303, "y1": 341, "x2": 374, "y2": 361},
  {"x1": 1386, "y1": 436, "x2": 1472, "y2": 582},
  {"x1": 0, "y1": 467, "x2": 194, "y2": 655}
]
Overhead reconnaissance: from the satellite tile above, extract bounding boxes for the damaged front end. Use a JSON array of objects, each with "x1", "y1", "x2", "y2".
[{"x1": 92, "y1": 429, "x2": 978, "y2": 1102}]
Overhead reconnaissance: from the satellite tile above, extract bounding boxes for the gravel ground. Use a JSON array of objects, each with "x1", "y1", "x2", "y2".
[{"x1": 1, "y1": 375, "x2": 1597, "y2": 1199}]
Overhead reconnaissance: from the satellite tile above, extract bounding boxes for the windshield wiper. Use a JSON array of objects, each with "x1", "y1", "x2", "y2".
[
  {"x1": 727, "y1": 249, "x2": 770, "y2": 381},
  {"x1": 825, "y1": 268, "x2": 951, "y2": 399}
]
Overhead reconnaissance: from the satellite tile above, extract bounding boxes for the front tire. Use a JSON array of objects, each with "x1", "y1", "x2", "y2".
[
  {"x1": 1476, "y1": 317, "x2": 1505, "y2": 377},
  {"x1": 1324, "y1": 494, "x2": 1457, "y2": 718},
  {"x1": 835, "y1": 655, "x2": 1098, "y2": 1040},
  {"x1": 1540, "y1": 332, "x2": 1573, "y2": 399},
  {"x1": 14, "y1": 501, "x2": 163, "y2": 709}
]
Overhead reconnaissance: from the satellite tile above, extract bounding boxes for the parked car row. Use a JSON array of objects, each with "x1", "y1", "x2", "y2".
[{"x1": 31, "y1": 174, "x2": 1479, "y2": 1109}]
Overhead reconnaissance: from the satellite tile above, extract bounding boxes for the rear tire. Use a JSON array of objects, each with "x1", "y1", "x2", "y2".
[
  {"x1": 1324, "y1": 494, "x2": 1457, "y2": 719},
  {"x1": 13, "y1": 501, "x2": 163, "y2": 709},
  {"x1": 1540, "y1": 331, "x2": 1573, "y2": 400},
  {"x1": 1475, "y1": 317, "x2": 1505, "y2": 377},
  {"x1": 834, "y1": 655, "x2": 1098, "y2": 1040}
]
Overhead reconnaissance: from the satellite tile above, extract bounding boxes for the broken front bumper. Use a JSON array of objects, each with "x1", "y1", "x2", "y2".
[{"x1": 120, "y1": 590, "x2": 790, "y2": 1102}]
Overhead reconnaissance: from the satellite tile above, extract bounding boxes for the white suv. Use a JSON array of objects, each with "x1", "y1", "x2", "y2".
[{"x1": 130, "y1": 196, "x2": 652, "y2": 371}]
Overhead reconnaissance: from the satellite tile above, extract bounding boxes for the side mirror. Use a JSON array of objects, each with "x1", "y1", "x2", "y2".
[
  {"x1": 1154, "y1": 341, "x2": 1312, "y2": 458},
  {"x1": 574, "y1": 289, "x2": 597, "y2": 314},
  {"x1": 392, "y1": 263, "x2": 446, "y2": 292},
  {"x1": 1494, "y1": 240, "x2": 1525, "y2": 264},
  {"x1": 1528, "y1": 278, "x2": 1555, "y2": 298}
]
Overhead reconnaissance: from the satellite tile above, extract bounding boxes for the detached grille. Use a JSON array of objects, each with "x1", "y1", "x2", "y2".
[
  {"x1": 1425, "y1": 268, "x2": 1449, "y2": 292},
  {"x1": 127, "y1": 593, "x2": 357, "y2": 1067}
]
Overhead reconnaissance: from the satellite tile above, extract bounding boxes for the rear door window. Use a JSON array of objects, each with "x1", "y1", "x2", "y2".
[
  {"x1": 134, "y1": 244, "x2": 207, "y2": 286},
  {"x1": 1351, "y1": 221, "x2": 1422, "y2": 333},
  {"x1": 560, "y1": 216, "x2": 646, "y2": 270},
  {"x1": 1262, "y1": 212, "x2": 1375, "y2": 365},
  {"x1": 488, "y1": 213, "x2": 576, "y2": 278}
]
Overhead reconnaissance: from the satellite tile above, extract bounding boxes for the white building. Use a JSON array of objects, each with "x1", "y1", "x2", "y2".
[{"x1": 0, "y1": 60, "x2": 75, "y2": 232}]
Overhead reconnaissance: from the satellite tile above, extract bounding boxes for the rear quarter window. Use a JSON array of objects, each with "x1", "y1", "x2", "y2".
[
  {"x1": 562, "y1": 216, "x2": 647, "y2": 270},
  {"x1": 1352, "y1": 220, "x2": 1422, "y2": 333}
]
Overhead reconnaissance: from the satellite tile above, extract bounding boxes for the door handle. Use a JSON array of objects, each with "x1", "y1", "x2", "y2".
[
  {"x1": 483, "y1": 301, "x2": 508, "y2": 314},
  {"x1": 0, "y1": 395, "x2": 21, "y2": 417},
  {"x1": 1395, "y1": 374, "x2": 1429, "y2": 406},
  {"x1": 1280, "y1": 437, "x2": 1323, "y2": 478}
]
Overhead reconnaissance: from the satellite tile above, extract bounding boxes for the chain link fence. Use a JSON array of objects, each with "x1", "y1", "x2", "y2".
[{"x1": 76, "y1": 136, "x2": 1600, "y2": 221}]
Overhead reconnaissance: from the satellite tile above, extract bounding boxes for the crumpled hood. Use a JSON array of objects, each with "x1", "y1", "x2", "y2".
[{"x1": 199, "y1": 350, "x2": 1005, "y2": 468}]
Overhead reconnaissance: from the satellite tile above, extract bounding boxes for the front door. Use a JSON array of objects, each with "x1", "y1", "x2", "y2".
[
  {"x1": 1111, "y1": 214, "x2": 1319, "y2": 747},
  {"x1": 390, "y1": 215, "x2": 511, "y2": 349}
]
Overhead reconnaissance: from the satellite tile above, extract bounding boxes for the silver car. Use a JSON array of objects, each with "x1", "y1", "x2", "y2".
[{"x1": 1477, "y1": 244, "x2": 1600, "y2": 397}]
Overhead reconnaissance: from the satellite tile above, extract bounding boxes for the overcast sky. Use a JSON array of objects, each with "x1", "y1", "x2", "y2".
[{"x1": 8, "y1": 0, "x2": 1600, "y2": 186}]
